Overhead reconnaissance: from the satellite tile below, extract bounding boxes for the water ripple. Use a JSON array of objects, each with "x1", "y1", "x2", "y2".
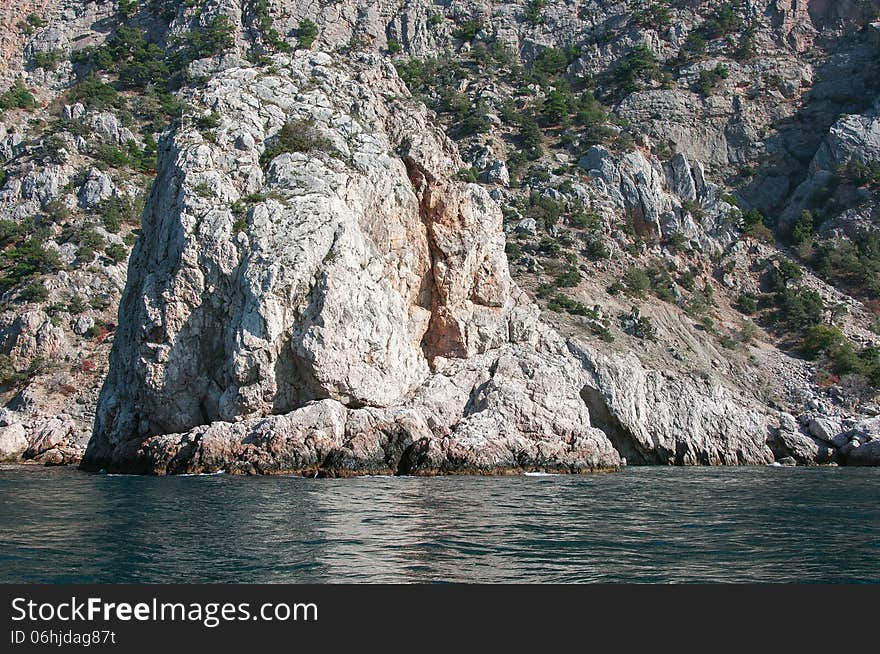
[{"x1": 0, "y1": 465, "x2": 877, "y2": 583}]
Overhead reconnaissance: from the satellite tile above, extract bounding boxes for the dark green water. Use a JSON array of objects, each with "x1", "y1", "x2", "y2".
[{"x1": 0, "y1": 464, "x2": 877, "y2": 583}]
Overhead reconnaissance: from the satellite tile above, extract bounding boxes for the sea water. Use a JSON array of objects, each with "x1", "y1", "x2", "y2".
[{"x1": 1, "y1": 464, "x2": 877, "y2": 583}]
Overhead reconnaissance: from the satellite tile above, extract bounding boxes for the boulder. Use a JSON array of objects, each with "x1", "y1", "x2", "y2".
[{"x1": 0, "y1": 424, "x2": 28, "y2": 461}]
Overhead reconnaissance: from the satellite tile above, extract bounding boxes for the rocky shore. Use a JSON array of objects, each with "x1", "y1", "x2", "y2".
[{"x1": 1, "y1": 2, "x2": 878, "y2": 474}]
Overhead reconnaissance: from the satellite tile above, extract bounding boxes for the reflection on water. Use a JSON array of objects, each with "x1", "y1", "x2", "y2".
[{"x1": 0, "y1": 465, "x2": 878, "y2": 583}]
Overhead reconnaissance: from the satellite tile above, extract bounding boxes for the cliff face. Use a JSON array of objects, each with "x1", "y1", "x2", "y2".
[
  {"x1": 82, "y1": 49, "x2": 782, "y2": 474},
  {"x1": 84, "y1": 52, "x2": 626, "y2": 474},
  {"x1": 2, "y1": 1, "x2": 880, "y2": 471}
]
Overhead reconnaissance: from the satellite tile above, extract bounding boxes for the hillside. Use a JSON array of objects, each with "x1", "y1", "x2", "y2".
[{"x1": 0, "y1": 1, "x2": 879, "y2": 471}]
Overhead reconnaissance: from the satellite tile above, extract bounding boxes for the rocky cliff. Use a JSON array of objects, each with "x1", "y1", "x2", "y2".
[{"x1": 2, "y1": 1, "x2": 879, "y2": 472}]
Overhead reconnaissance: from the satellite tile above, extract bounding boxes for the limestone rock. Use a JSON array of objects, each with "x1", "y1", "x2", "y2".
[
  {"x1": 83, "y1": 53, "x2": 622, "y2": 475},
  {"x1": 575, "y1": 343, "x2": 776, "y2": 466},
  {"x1": 77, "y1": 168, "x2": 115, "y2": 209},
  {"x1": 838, "y1": 417, "x2": 880, "y2": 466},
  {"x1": 0, "y1": 424, "x2": 28, "y2": 461},
  {"x1": 807, "y1": 416, "x2": 844, "y2": 444},
  {"x1": 25, "y1": 416, "x2": 77, "y2": 459},
  {"x1": 0, "y1": 311, "x2": 67, "y2": 371}
]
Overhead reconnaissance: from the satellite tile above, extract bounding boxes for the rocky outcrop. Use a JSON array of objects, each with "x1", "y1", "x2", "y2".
[
  {"x1": 578, "y1": 146, "x2": 737, "y2": 251},
  {"x1": 575, "y1": 344, "x2": 776, "y2": 466},
  {"x1": 0, "y1": 422, "x2": 28, "y2": 461},
  {"x1": 837, "y1": 417, "x2": 880, "y2": 465},
  {"x1": 782, "y1": 96, "x2": 880, "y2": 225},
  {"x1": 81, "y1": 52, "x2": 625, "y2": 474},
  {"x1": 82, "y1": 51, "x2": 791, "y2": 475}
]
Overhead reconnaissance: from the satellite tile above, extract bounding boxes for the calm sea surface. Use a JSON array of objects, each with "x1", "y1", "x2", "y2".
[{"x1": 1, "y1": 464, "x2": 877, "y2": 583}]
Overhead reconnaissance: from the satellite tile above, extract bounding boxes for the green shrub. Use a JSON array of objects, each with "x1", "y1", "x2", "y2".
[
  {"x1": 176, "y1": 15, "x2": 235, "y2": 67},
  {"x1": 696, "y1": 4, "x2": 742, "y2": 41},
  {"x1": 776, "y1": 288, "x2": 824, "y2": 330},
  {"x1": 44, "y1": 200, "x2": 70, "y2": 223},
  {"x1": 632, "y1": 4, "x2": 671, "y2": 28},
  {"x1": 687, "y1": 283, "x2": 716, "y2": 317},
  {"x1": 624, "y1": 267, "x2": 650, "y2": 298},
  {"x1": 104, "y1": 243, "x2": 128, "y2": 263},
  {"x1": 555, "y1": 265, "x2": 581, "y2": 288},
  {"x1": 590, "y1": 322, "x2": 615, "y2": 342},
  {"x1": 89, "y1": 294, "x2": 110, "y2": 310},
  {"x1": 768, "y1": 256, "x2": 803, "y2": 292},
  {"x1": 526, "y1": 196, "x2": 564, "y2": 230},
  {"x1": 541, "y1": 89, "x2": 570, "y2": 126},
  {"x1": 0, "y1": 237, "x2": 63, "y2": 292},
  {"x1": 25, "y1": 13, "x2": 46, "y2": 27},
  {"x1": 741, "y1": 208, "x2": 774, "y2": 242},
  {"x1": 574, "y1": 91, "x2": 613, "y2": 145},
  {"x1": 734, "y1": 28, "x2": 757, "y2": 61},
  {"x1": 569, "y1": 210, "x2": 599, "y2": 230},
  {"x1": 538, "y1": 237, "x2": 561, "y2": 258},
  {"x1": 801, "y1": 324, "x2": 846, "y2": 359},
  {"x1": 546, "y1": 293, "x2": 600, "y2": 320},
  {"x1": 455, "y1": 103, "x2": 491, "y2": 136},
  {"x1": 453, "y1": 20, "x2": 482, "y2": 42},
  {"x1": 119, "y1": 0, "x2": 139, "y2": 17},
  {"x1": 505, "y1": 242, "x2": 522, "y2": 261},
  {"x1": 196, "y1": 112, "x2": 220, "y2": 130},
  {"x1": 0, "y1": 220, "x2": 25, "y2": 247},
  {"x1": 611, "y1": 45, "x2": 660, "y2": 95},
  {"x1": 260, "y1": 119, "x2": 333, "y2": 168},
  {"x1": 0, "y1": 354, "x2": 42, "y2": 388},
  {"x1": 253, "y1": 0, "x2": 291, "y2": 53},
  {"x1": 66, "y1": 75, "x2": 121, "y2": 110},
  {"x1": 585, "y1": 239, "x2": 610, "y2": 260},
  {"x1": 635, "y1": 315, "x2": 657, "y2": 341},
  {"x1": 298, "y1": 19, "x2": 318, "y2": 48},
  {"x1": 67, "y1": 295, "x2": 88, "y2": 314},
  {"x1": 738, "y1": 319, "x2": 757, "y2": 344},
  {"x1": 790, "y1": 210, "x2": 815, "y2": 245},
  {"x1": 74, "y1": 228, "x2": 104, "y2": 262},
  {"x1": 0, "y1": 81, "x2": 36, "y2": 111},
  {"x1": 524, "y1": 0, "x2": 547, "y2": 26},
  {"x1": 846, "y1": 160, "x2": 880, "y2": 187},
  {"x1": 518, "y1": 116, "x2": 544, "y2": 160},
  {"x1": 696, "y1": 64, "x2": 729, "y2": 96},
  {"x1": 456, "y1": 167, "x2": 478, "y2": 182},
  {"x1": 18, "y1": 280, "x2": 48, "y2": 303},
  {"x1": 735, "y1": 292, "x2": 758, "y2": 315},
  {"x1": 531, "y1": 47, "x2": 569, "y2": 79},
  {"x1": 86, "y1": 26, "x2": 170, "y2": 89},
  {"x1": 648, "y1": 266, "x2": 676, "y2": 302},
  {"x1": 92, "y1": 144, "x2": 128, "y2": 168},
  {"x1": 684, "y1": 33, "x2": 707, "y2": 58},
  {"x1": 666, "y1": 231, "x2": 688, "y2": 253},
  {"x1": 813, "y1": 233, "x2": 880, "y2": 298},
  {"x1": 17, "y1": 13, "x2": 45, "y2": 35},
  {"x1": 763, "y1": 73, "x2": 784, "y2": 92},
  {"x1": 33, "y1": 49, "x2": 63, "y2": 71}
]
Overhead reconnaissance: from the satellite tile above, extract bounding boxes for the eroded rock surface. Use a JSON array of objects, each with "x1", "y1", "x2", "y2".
[
  {"x1": 82, "y1": 52, "x2": 788, "y2": 475},
  {"x1": 1, "y1": 1, "x2": 877, "y2": 471}
]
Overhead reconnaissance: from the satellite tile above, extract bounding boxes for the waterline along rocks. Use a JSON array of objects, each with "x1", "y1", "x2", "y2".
[{"x1": 1, "y1": 2, "x2": 879, "y2": 472}]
